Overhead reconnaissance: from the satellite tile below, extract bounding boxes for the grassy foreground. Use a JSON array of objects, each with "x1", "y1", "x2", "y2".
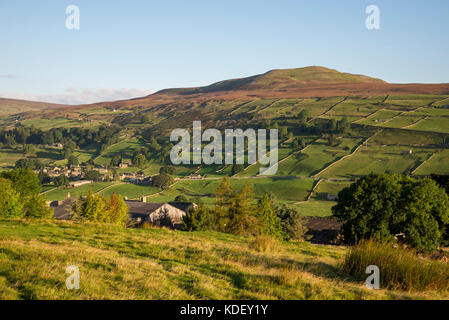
[{"x1": 0, "y1": 219, "x2": 447, "y2": 300}]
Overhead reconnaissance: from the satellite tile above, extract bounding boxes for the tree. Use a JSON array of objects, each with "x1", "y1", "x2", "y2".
[
  {"x1": 183, "y1": 205, "x2": 215, "y2": 231},
  {"x1": 279, "y1": 127, "x2": 288, "y2": 139},
  {"x1": 23, "y1": 144, "x2": 36, "y2": 156},
  {"x1": 152, "y1": 173, "x2": 174, "y2": 189},
  {"x1": 15, "y1": 158, "x2": 43, "y2": 170},
  {"x1": 72, "y1": 190, "x2": 106, "y2": 222},
  {"x1": 174, "y1": 195, "x2": 188, "y2": 202},
  {"x1": 0, "y1": 178, "x2": 24, "y2": 218},
  {"x1": 226, "y1": 181, "x2": 260, "y2": 236},
  {"x1": 297, "y1": 110, "x2": 309, "y2": 125},
  {"x1": 104, "y1": 193, "x2": 128, "y2": 225},
  {"x1": 72, "y1": 191, "x2": 128, "y2": 225},
  {"x1": 160, "y1": 166, "x2": 176, "y2": 175},
  {"x1": 110, "y1": 154, "x2": 122, "y2": 167},
  {"x1": 85, "y1": 170, "x2": 102, "y2": 182},
  {"x1": 337, "y1": 117, "x2": 350, "y2": 133},
  {"x1": 1, "y1": 168, "x2": 41, "y2": 198},
  {"x1": 332, "y1": 174, "x2": 449, "y2": 252},
  {"x1": 276, "y1": 205, "x2": 307, "y2": 240},
  {"x1": 23, "y1": 194, "x2": 53, "y2": 219},
  {"x1": 256, "y1": 193, "x2": 288, "y2": 241},
  {"x1": 68, "y1": 155, "x2": 79, "y2": 167},
  {"x1": 54, "y1": 174, "x2": 69, "y2": 187},
  {"x1": 38, "y1": 170, "x2": 51, "y2": 185},
  {"x1": 148, "y1": 137, "x2": 161, "y2": 153},
  {"x1": 133, "y1": 154, "x2": 146, "y2": 168}
]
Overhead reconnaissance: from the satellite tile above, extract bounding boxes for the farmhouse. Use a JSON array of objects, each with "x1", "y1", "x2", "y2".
[
  {"x1": 126, "y1": 200, "x2": 196, "y2": 229},
  {"x1": 50, "y1": 193, "x2": 195, "y2": 230}
]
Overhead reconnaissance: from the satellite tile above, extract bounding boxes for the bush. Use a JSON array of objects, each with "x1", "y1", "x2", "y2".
[
  {"x1": 160, "y1": 166, "x2": 176, "y2": 175},
  {"x1": 152, "y1": 173, "x2": 174, "y2": 189},
  {"x1": 54, "y1": 174, "x2": 69, "y2": 187},
  {"x1": 256, "y1": 194, "x2": 288, "y2": 241},
  {"x1": 72, "y1": 191, "x2": 128, "y2": 225},
  {"x1": 332, "y1": 174, "x2": 449, "y2": 253},
  {"x1": 84, "y1": 170, "x2": 102, "y2": 182},
  {"x1": 1, "y1": 168, "x2": 41, "y2": 198},
  {"x1": 183, "y1": 205, "x2": 215, "y2": 231},
  {"x1": 341, "y1": 239, "x2": 449, "y2": 292},
  {"x1": 276, "y1": 205, "x2": 307, "y2": 240},
  {"x1": 23, "y1": 194, "x2": 53, "y2": 219},
  {"x1": 174, "y1": 195, "x2": 188, "y2": 202},
  {"x1": 0, "y1": 178, "x2": 24, "y2": 218}
]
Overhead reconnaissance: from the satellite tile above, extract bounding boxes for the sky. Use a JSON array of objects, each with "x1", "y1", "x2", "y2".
[{"x1": 0, "y1": 0, "x2": 448, "y2": 105}]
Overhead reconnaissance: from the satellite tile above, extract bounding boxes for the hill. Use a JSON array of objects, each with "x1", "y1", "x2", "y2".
[
  {"x1": 0, "y1": 219, "x2": 445, "y2": 300},
  {"x1": 157, "y1": 66, "x2": 386, "y2": 95},
  {"x1": 1, "y1": 67, "x2": 449, "y2": 217},
  {"x1": 0, "y1": 98, "x2": 69, "y2": 117}
]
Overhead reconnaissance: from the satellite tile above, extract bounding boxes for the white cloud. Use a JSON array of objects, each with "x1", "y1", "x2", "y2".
[
  {"x1": 0, "y1": 88, "x2": 153, "y2": 105},
  {"x1": 0, "y1": 74, "x2": 17, "y2": 79}
]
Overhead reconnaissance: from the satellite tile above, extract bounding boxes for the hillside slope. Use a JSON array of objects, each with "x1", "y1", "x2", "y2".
[
  {"x1": 0, "y1": 98, "x2": 69, "y2": 117},
  {"x1": 0, "y1": 219, "x2": 446, "y2": 300}
]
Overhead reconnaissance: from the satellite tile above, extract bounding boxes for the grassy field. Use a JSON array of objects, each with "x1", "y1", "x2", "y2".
[
  {"x1": 1, "y1": 219, "x2": 446, "y2": 300},
  {"x1": 294, "y1": 200, "x2": 336, "y2": 217},
  {"x1": 44, "y1": 182, "x2": 115, "y2": 201},
  {"x1": 319, "y1": 145, "x2": 433, "y2": 179}
]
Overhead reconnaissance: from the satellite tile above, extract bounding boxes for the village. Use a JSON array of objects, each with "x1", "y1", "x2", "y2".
[{"x1": 40, "y1": 162, "x2": 151, "y2": 188}]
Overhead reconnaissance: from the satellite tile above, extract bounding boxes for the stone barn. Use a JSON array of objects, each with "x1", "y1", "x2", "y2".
[{"x1": 126, "y1": 201, "x2": 194, "y2": 229}]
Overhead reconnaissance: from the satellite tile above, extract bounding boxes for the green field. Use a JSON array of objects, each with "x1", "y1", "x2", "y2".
[
  {"x1": 44, "y1": 182, "x2": 115, "y2": 201},
  {"x1": 319, "y1": 145, "x2": 433, "y2": 179},
  {"x1": 414, "y1": 149, "x2": 449, "y2": 175}
]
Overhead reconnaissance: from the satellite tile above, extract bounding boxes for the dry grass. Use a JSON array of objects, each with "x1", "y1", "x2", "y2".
[
  {"x1": 0, "y1": 219, "x2": 448, "y2": 300},
  {"x1": 341, "y1": 240, "x2": 449, "y2": 293}
]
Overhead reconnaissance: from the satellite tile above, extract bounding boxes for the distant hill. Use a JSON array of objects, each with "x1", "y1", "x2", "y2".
[
  {"x1": 0, "y1": 98, "x2": 69, "y2": 117},
  {"x1": 158, "y1": 66, "x2": 386, "y2": 95},
  {"x1": 5, "y1": 66, "x2": 449, "y2": 120}
]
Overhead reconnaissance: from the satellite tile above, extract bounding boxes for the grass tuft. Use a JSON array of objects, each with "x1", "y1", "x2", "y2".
[{"x1": 341, "y1": 239, "x2": 449, "y2": 292}]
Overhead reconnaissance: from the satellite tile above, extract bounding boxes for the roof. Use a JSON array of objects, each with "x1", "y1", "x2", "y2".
[
  {"x1": 168, "y1": 202, "x2": 196, "y2": 213},
  {"x1": 125, "y1": 201, "x2": 164, "y2": 220},
  {"x1": 52, "y1": 198, "x2": 76, "y2": 220}
]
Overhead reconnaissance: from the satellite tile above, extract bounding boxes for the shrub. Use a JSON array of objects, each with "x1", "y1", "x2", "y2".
[
  {"x1": 333, "y1": 174, "x2": 449, "y2": 253},
  {"x1": 84, "y1": 170, "x2": 102, "y2": 182},
  {"x1": 160, "y1": 166, "x2": 176, "y2": 175},
  {"x1": 341, "y1": 239, "x2": 449, "y2": 292},
  {"x1": 183, "y1": 205, "x2": 215, "y2": 231},
  {"x1": 72, "y1": 191, "x2": 128, "y2": 225},
  {"x1": 174, "y1": 195, "x2": 188, "y2": 202},
  {"x1": 54, "y1": 174, "x2": 69, "y2": 187},
  {"x1": 0, "y1": 178, "x2": 24, "y2": 218},
  {"x1": 23, "y1": 194, "x2": 53, "y2": 219},
  {"x1": 1, "y1": 168, "x2": 41, "y2": 198},
  {"x1": 276, "y1": 205, "x2": 307, "y2": 240},
  {"x1": 256, "y1": 194, "x2": 288, "y2": 241},
  {"x1": 152, "y1": 173, "x2": 174, "y2": 189}
]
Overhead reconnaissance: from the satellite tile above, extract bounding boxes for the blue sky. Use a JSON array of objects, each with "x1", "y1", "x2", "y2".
[{"x1": 0, "y1": 0, "x2": 448, "y2": 104}]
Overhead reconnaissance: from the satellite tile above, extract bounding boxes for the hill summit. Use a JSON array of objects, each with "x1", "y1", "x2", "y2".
[{"x1": 158, "y1": 66, "x2": 386, "y2": 95}]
